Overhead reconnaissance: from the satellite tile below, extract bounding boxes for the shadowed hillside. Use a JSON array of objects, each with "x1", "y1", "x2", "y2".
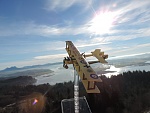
[{"x1": 0, "y1": 71, "x2": 150, "y2": 113}]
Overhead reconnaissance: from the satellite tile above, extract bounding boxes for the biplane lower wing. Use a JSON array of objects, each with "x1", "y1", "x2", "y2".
[
  {"x1": 75, "y1": 65, "x2": 102, "y2": 93},
  {"x1": 82, "y1": 80, "x2": 100, "y2": 93}
]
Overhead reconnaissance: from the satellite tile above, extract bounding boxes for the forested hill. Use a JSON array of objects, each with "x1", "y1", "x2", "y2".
[{"x1": 0, "y1": 70, "x2": 150, "y2": 113}]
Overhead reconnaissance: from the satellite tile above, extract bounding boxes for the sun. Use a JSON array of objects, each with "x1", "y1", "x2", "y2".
[{"x1": 89, "y1": 11, "x2": 116, "y2": 35}]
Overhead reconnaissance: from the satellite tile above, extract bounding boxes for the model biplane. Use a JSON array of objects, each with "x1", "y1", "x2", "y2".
[{"x1": 63, "y1": 41, "x2": 108, "y2": 93}]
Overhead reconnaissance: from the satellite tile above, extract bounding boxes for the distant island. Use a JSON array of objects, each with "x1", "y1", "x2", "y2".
[
  {"x1": 0, "y1": 68, "x2": 54, "y2": 79},
  {"x1": 0, "y1": 62, "x2": 61, "y2": 81},
  {"x1": 0, "y1": 76, "x2": 37, "y2": 86},
  {"x1": 0, "y1": 62, "x2": 62, "y2": 72}
]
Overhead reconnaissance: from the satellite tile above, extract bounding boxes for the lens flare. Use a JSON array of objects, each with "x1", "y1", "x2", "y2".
[{"x1": 32, "y1": 98, "x2": 38, "y2": 105}]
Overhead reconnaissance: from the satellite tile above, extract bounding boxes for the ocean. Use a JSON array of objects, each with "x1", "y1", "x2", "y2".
[{"x1": 35, "y1": 63, "x2": 150, "y2": 85}]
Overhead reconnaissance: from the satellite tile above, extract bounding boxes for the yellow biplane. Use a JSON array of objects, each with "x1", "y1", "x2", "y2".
[{"x1": 63, "y1": 41, "x2": 108, "y2": 93}]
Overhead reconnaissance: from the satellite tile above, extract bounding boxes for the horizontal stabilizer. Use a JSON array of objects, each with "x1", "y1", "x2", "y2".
[{"x1": 91, "y1": 49, "x2": 108, "y2": 63}]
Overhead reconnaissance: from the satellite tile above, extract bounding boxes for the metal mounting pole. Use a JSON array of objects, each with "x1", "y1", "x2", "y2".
[{"x1": 74, "y1": 69, "x2": 79, "y2": 113}]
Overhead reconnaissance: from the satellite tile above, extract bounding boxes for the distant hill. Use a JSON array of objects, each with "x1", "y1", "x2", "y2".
[
  {"x1": 0, "y1": 62, "x2": 62, "y2": 72},
  {"x1": 1, "y1": 66, "x2": 20, "y2": 72},
  {"x1": 23, "y1": 62, "x2": 62, "y2": 69},
  {"x1": 0, "y1": 69, "x2": 54, "y2": 79},
  {"x1": 0, "y1": 62, "x2": 61, "y2": 80},
  {"x1": 0, "y1": 76, "x2": 37, "y2": 86}
]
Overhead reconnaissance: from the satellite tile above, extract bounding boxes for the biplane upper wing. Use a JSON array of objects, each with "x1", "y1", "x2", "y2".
[{"x1": 65, "y1": 41, "x2": 102, "y2": 93}]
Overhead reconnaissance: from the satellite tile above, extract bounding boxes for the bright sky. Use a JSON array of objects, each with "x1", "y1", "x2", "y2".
[{"x1": 0, "y1": 0, "x2": 150, "y2": 70}]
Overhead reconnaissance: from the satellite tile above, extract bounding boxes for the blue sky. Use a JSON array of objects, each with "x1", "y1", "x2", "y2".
[{"x1": 0, "y1": 0, "x2": 150, "y2": 69}]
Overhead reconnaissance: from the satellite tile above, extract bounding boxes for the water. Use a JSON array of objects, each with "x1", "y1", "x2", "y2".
[
  {"x1": 35, "y1": 64, "x2": 150, "y2": 85},
  {"x1": 104, "y1": 65, "x2": 150, "y2": 77},
  {"x1": 35, "y1": 65, "x2": 74, "y2": 85}
]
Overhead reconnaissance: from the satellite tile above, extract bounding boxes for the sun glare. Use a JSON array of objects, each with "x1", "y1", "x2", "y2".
[{"x1": 89, "y1": 11, "x2": 116, "y2": 35}]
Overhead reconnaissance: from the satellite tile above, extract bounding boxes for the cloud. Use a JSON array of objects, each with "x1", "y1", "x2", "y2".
[
  {"x1": 44, "y1": 0, "x2": 92, "y2": 11},
  {"x1": 1, "y1": 0, "x2": 150, "y2": 70},
  {"x1": 109, "y1": 52, "x2": 150, "y2": 60},
  {"x1": 45, "y1": 0, "x2": 77, "y2": 11},
  {"x1": 89, "y1": 26, "x2": 150, "y2": 43},
  {"x1": 108, "y1": 43, "x2": 150, "y2": 56},
  {"x1": 34, "y1": 53, "x2": 67, "y2": 60},
  {"x1": 76, "y1": 42, "x2": 111, "y2": 48},
  {"x1": 73, "y1": 38, "x2": 111, "y2": 47},
  {"x1": 1, "y1": 0, "x2": 150, "y2": 42},
  {"x1": 0, "y1": 21, "x2": 88, "y2": 37},
  {"x1": 34, "y1": 39, "x2": 112, "y2": 60},
  {"x1": 1, "y1": 21, "x2": 149, "y2": 45},
  {"x1": 89, "y1": 0, "x2": 150, "y2": 41},
  {"x1": 113, "y1": 0, "x2": 150, "y2": 23}
]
